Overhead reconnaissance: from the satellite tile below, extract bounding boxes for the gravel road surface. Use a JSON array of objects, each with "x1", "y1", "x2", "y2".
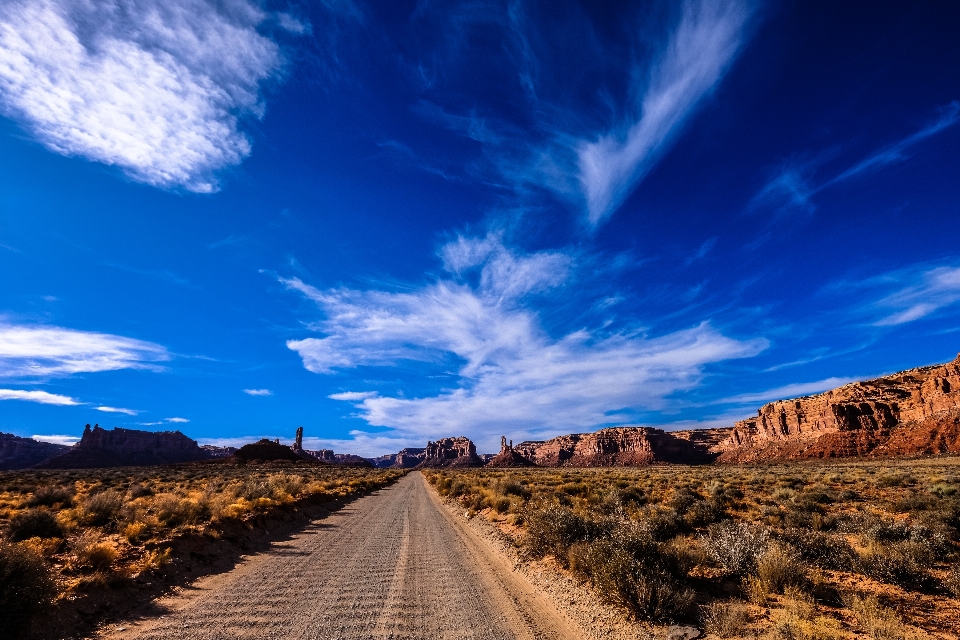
[{"x1": 101, "y1": 472, "x2": 578, "y2": 640}]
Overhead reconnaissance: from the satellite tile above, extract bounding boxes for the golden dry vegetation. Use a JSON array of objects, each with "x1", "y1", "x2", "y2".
[
  {"x1": 425, "y1": 458, "x2": 960, "y2": 639},
  {"x1": 0, "y1": 462, "x2": 403, "y2": 637}
]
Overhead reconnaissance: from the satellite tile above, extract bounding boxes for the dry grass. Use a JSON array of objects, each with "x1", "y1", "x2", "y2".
[
  {"x1": 0, "y1": 462, "x2": 403, "y2": 632},
  {"x1": 425, "y1": 457, "x2": 960, "y2": 635}
]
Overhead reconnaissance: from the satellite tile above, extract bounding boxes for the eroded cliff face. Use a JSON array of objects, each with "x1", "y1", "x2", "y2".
[
  {"x1": 418, "y1": 436, "x2": 483, "y2": 468},
  {"x1": 37, "y1": 425, "x2": 211, "y2": 469},
  {"x1": 0, "y1": 433, "x2": 71, "y2": 470},
  {"x1": 718, "y1": 353, "x2": 960, "y2": 461},
  {"x1": 513, "y1": 427, "x2": 716, "y2": 467}
]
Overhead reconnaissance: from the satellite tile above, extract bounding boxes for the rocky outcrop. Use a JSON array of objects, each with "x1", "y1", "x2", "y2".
[
  {"x1": 485, "y1": 436, "x2": 537, "y2": 468},
  {"x1": 387, "y1": 447, "x2": 426, "y2": 468},
  {"x1": 0, "y1": 433, "x2": 71, "y2": 470},
  {"x1": 37, "y1": 424, "x2": 211, "y2": 469},
  {"x1": 513, "y1": 427, "x2": 716, "y2": 467},
  {"x1": 718, "y1": 353, "x2": 960, "y2": 462},
  {"x1": 233, "y1": 438, "x2": 313, "y2": 463},
  {"x1": 417, "y1": 437, "x2": 484, "y2": 468},
  {"x1": 200, "y1": 445, "x2": 237, "y2": 458},
  {"x1": 307, "y1": 449, "x2": 374, "y2": 467}
]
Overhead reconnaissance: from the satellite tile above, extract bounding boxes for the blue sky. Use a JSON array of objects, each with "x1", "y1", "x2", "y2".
[{"x1": 0, "y1": 0, "x2": 958, "y2": 455}]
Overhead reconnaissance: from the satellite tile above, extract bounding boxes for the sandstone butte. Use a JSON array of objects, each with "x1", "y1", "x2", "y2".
[
  {"x1": 0, "y1": 433, "x2": 70, "y2": 470},
  {"x1": 502, "y1": 352, "x2": 960, "y2": 466},
  {"x1": 35, "y1": 424, "x2": 211, "y2": 469}
]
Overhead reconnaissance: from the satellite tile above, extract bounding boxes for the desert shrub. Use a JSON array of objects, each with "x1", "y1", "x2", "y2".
[
  {"x1": 683, "y1": 498, "x2": 724, "y2": 528},
  {"x1": 776, "y1": 529, "x2": 858, "y2": 571},
  {"x1": 637, "y1": 506, "x2": 681, "y2": 541},
  {"x1": 668, "y1": 488, "x2": 699, "y2": 514},
  {"x1": 492, "y1": 497, "x2": 511, "y2": 514},
  {"x1": 499, "y1": 479, "x2": 530, "y2": 499},
  {"x1": 8, "y1": 508, "x2": 64, "y2": 541},
  {"x1": 701, "y1": 520, "x2": 769, "y2": 576},
  {"x1": 568, "y1": 530, "x2": 693, "y2": 622},
  {"x1": 236, "y1": 479, "x2": 272, "y2": 501},
  {"x1": 0, "y1": 543, "x2": 57, "y2": 637},
  {"x1": 154, "y1": 494, "x2": 210, "y2": 527},
  {"x1": 860, "y1": 542, "x2": 935, "y2": 591},
  {"x1": 848, "y1": 595, "x2": 910, "y2": 640},
  {"x1": 614, "y1": 486, "x2": 646, "y2": 507},
  {"x1": 72, "y1": 531, "x2": 119, "y2": 572},
  {"x1": 943, "y1": 564, "x2": 960, "y2": 597},
  {"x1": 700, "y1": 600, "x2": 750, "y2": 638},
  {"x1": 27, "y1": 484, "x2": 74, "y2": 507},
  {"x1": 523, "y1": 501, "x2": 590, "y2": 564},
  {"x1": 123, "y1": 521, "x2": 149, "y2": 543},
  {"x1": 269, "y1": 473, "x2": 304, "y2": 497},
  {"x1": 448, "y1": 480, "x2": 467, "y2": 497},
  {"x1": 81, "y1": 489, "x2": 124, "y2": 526},
  {"x1": 128, "y1": 483, "x2": 154, "y2": 498},
  {"x1": 755, "y1": 543, "x2": 808, "y2": 595},
  {"x1": 877, "y1": 473, "x2": 912, "y2": 488},
  {"x1": 135, "y1": 547, "x2": 172, "y2": 572}
]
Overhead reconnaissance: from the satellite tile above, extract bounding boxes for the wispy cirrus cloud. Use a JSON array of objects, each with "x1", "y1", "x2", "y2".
[
  {"x1": 0, "y1": 388, "x2": 79, "y2": 405},
  {"x1": 243, "y1": 388, "x2": 272, "y2": 396},
  {"x1": 96, "y1": 405, "x2": 138, "y2": 415},
  {"x1": 411, "y1": 0, "x2": 755, "y2": 227},
  {"x1": 284, "y1": 234, "x2": 767, "y2": 449},
  {"x1": 753, "y1": 102, "x2": 960, "y2": 215},
  {"x1": 870, "y1": 265, "x2": 960, "y2": 326},
  {"x1": 0, "y1": 0, "x2": 289, "y2": 192},
  {"x1": 0, "y1": 324, "x2": 169, "y2": 377},
  {"x1": 825, "y1": 262, "x2": 960, "y2": 327},
  {"x1": 165, "y1": 417, "x2": 189, "y2": 423},
  {"x1": 576, "y1": 0, "x2": 752, "y2": 225},
  {"x1": 719, "y1": 376, "x2": 857, "y2": 405}
]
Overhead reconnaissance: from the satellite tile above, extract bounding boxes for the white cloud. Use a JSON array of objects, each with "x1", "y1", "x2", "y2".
[
  {"x1": 720, "y1": 377, "x2": 857, "y2": 405},
  {"x1": 0, "y1": 323, "x2": 169, "y2": 377},
  {"x1": 243, "y1": 388, "x2": 273, "y2": 396},
  {"x1": 752, "y1": 102, "x2": 960, "y2": 217},
  {"x1": 576, "y1": 0, "x2": 751, "y2": 224},
  {"x1": 829, "y1": 102, "x2": 960, "y2": 186},
  {"x1": 832, "y1": 263, "x2": 960, "y2": 327},
  {"x1": 285, "y1": 235, "x2": 767, "y2": 449},
  {"x1": 32, "y1": 434, "x2": 80, "y2": 446},
  {"x1": 0, "y1": 388, "x2": 79, "y2": 405},
  {"x1": 872, "y1": 266, "x2": 960, "y2": 326},
  {"x1": 0, "y1": 0, "x2": 283, "y2": 192},
  {"x1": 96, "y1": 405, "x2": 138, "y2": 415},
  {"x1": 165, "y1": 416, "x2": 189, "y2": 423},
  {"x1": 328, "y1": 391, "x2": 377, "y2": 401}
]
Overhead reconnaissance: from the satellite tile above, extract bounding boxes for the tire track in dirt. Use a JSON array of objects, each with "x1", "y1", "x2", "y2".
[{"x1": 98, "y1": 472, "x2": 578, "y2": 640}]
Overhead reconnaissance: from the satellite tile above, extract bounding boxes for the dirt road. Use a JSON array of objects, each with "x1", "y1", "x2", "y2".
[{"x1": 102, "y1": 472, "x2": 578, "y2": 640}]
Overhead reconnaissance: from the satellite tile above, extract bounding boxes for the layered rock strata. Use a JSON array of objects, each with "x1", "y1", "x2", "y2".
[
  {"x1": 37, "y1": 424, "x2": 211, "y2": 469},
  {"x1": 514, "y1": 427, "x2": 716, "y2": 467},
  {"x1": 485, "y1": 436, "x2": 537, "y2": 468},
  {"x1": 417, "y1": 436, "x2": 484, "y2": 468},
  {"x1": 0, "y1": 433, "x2": 71, "y2": 470},
  {"x1": 718, "y1": 353, "x2": 960, "y2": 461}
]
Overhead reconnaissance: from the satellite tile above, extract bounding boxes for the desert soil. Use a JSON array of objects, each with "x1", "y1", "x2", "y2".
[{"x1": 96, "y1": 472, "x2": 579, "y2": 640}]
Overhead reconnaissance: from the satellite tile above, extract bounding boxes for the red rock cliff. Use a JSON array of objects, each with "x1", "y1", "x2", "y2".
[
  {"x1": 514, "y1": 426, "x2": 716, "y2": 467},
  {"x1": 37, "y1": 424, "x2": 211, "y2": 469},
  {"x1": 718, "y1": 353, "x2": 960, "y2": 461},
  {"x1": 0, "y1": 433, "x2": 71, "y2": 470}
]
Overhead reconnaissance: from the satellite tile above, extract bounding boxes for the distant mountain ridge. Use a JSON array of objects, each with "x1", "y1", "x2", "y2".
[
  {"x1": 0, "y1": 433, "x2": 70, "y2": 470},
  {"x1": 36, "y1": 424, "x2": 211, "y2": 469},
  {"x1": 7, "y1": 353, "x2": 959, "y2": 471}
]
